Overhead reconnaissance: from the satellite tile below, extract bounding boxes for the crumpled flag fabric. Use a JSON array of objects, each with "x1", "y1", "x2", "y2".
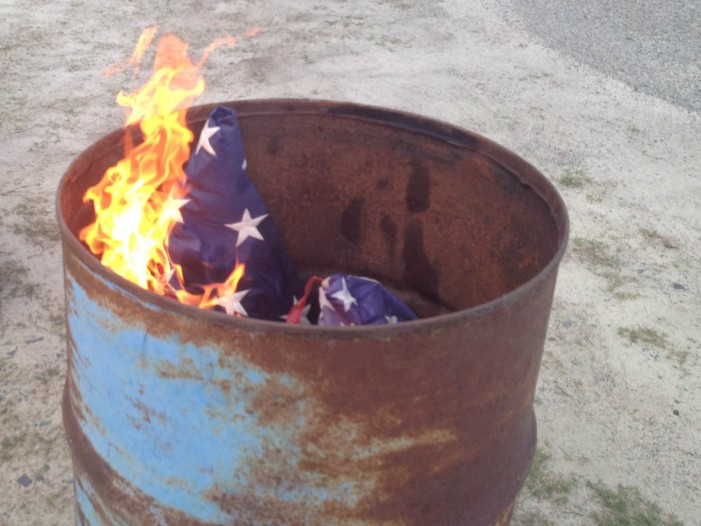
[
  {"x1": 168, "y1": 106, "x2": 304, "y2": 321},
  {"x1": 316, "y1": 274, "x2": 418, "y2": 326}
]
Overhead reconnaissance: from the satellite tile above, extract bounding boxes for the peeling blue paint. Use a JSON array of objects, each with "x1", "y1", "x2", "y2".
[
  {"x1": 66, "y1": 274, "x2": 337, "y2": 522},
  {"x1": 75, "y1": 477, "x2": 129, "y2": 526}
]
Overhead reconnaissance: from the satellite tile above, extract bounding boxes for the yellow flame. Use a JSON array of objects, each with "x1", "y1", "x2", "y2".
[{"x1": 80, "y1": 27, "x2": 252, "y2": 312}]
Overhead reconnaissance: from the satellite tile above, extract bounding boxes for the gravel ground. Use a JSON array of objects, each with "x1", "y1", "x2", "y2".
[
  {"x1": 1, "y1": 1, "x2": 700, "y2": 525},
  {"x1": 498, "y1": 0, "x2": 701, "y2": 113}
]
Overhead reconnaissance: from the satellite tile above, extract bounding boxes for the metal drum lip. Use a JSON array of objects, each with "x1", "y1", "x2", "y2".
[{"x1": 56, "y1": 98, "x2": 569, "y2": 339}]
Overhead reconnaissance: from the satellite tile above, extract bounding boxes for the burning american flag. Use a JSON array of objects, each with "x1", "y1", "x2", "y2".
[
  {"x1": 171, "y1": 105, "x2": 418, "y2": 326},
  {"x1": 80, "y1": 28, "x2": 416, "y2": 326},
  {"x1": 168, "y1": 106, "x2": 304, "y2": 321}
]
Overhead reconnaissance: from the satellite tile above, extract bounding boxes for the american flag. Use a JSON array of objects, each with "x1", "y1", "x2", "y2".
[
  {"x1": 169, "y1": 106, "x2": 417, "y2": 325},
  {"x1": 316, "y1": 274, "x2": 417, "y2": 326},
  {"x1": 168, "y1": 106, "x2": 304, "y2": 321}
]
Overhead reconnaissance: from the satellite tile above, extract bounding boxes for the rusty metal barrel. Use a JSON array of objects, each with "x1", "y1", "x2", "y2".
[{"x1": 57, "y1": 99, "x2": 568, "y2": 525}]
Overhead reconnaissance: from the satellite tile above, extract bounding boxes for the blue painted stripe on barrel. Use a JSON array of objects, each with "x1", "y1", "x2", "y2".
[{"x1": 65, "y1": 272, "x2": 347, "y2": 522}]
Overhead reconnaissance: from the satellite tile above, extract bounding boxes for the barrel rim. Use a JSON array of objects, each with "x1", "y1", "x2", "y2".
[{"x1": 56, "y1": 98, "x2": 569, "y2": 338}]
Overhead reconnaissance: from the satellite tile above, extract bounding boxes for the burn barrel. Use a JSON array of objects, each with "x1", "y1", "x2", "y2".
[{"x1": 57, "y1": 99, "x2": 568, "y2": 525}]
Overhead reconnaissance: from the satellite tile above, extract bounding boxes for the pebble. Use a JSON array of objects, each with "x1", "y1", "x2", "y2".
[
  {"x1": 663, "y1": 237, "x2": 680, "y2": 249},
  {"x1": 17, "y1": 474, "x2": 32, "y2": 487},
  {"x1": 672, "y1": 282, "x2": 686, "y2": 290}
]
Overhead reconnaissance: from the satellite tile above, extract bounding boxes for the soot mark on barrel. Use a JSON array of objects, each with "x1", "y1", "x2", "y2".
[
  {"x1": 380, "y1": 214, "x2": 398, "y2": 256},
  {"x1": 405, "y1": 159, "x2": 431, "y2": 213},
  {"x1": 266, "y1": 135, "x2": 281, "y2": 156},
  {"x1": 402, "y1": 221, "x2": 439, "y2": 300},
  {"x1": 340, "y1": 198, "x2": 365, "y2": 243}
]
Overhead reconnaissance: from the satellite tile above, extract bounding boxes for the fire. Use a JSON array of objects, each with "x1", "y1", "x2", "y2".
[{"x1": 80, "y1": 27, "x2": 253, "y2": 314}]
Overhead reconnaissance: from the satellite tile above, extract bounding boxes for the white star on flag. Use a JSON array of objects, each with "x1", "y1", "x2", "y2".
[
  {"x1": 217, "y1": 288, "x2": 249, "y2": 317},
  {"x1": 331, "y1": 277, "x2": 358, "y2": 312},
  {"x1": 226, "y1": 209, "x2": 268, "y2": 247},
  {"x1": 162, "y1": 266, "x2": 176, "y2": 283},
  {"x1": 160, "y1": 189, "x2": 191, "y2": 224},
  {"x1": 318, "y1": 286, "x2": 334, "y2": 317},
  {"x1": 195, "y1": 120, "x2": 220, "y2": 156},
  {"x1": 319, "y1": 289, "x2": 331, "y2": 309}
]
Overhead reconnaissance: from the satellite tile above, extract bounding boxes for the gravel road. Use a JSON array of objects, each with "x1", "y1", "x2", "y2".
[{"x1": 499, "y1": 0, "x2": 701, "y2": 113}]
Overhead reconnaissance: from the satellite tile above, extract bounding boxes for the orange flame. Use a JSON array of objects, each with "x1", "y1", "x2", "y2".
[
  {"x1": 80, "y1": 27, "x2": 254, "y2": 314},
  {"x1": 104, "y1": 25, "x2": 158, "y2": 78}
]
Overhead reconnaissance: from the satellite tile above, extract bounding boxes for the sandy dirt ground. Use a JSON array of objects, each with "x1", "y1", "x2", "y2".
[{"x1": 1, "y1": 1, "x2": 699, "y2": 525}]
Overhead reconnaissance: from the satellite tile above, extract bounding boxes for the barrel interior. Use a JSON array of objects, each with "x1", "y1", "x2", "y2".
[{"x1": 59, "y1": 100, "x2": 564, "y2": 318}]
